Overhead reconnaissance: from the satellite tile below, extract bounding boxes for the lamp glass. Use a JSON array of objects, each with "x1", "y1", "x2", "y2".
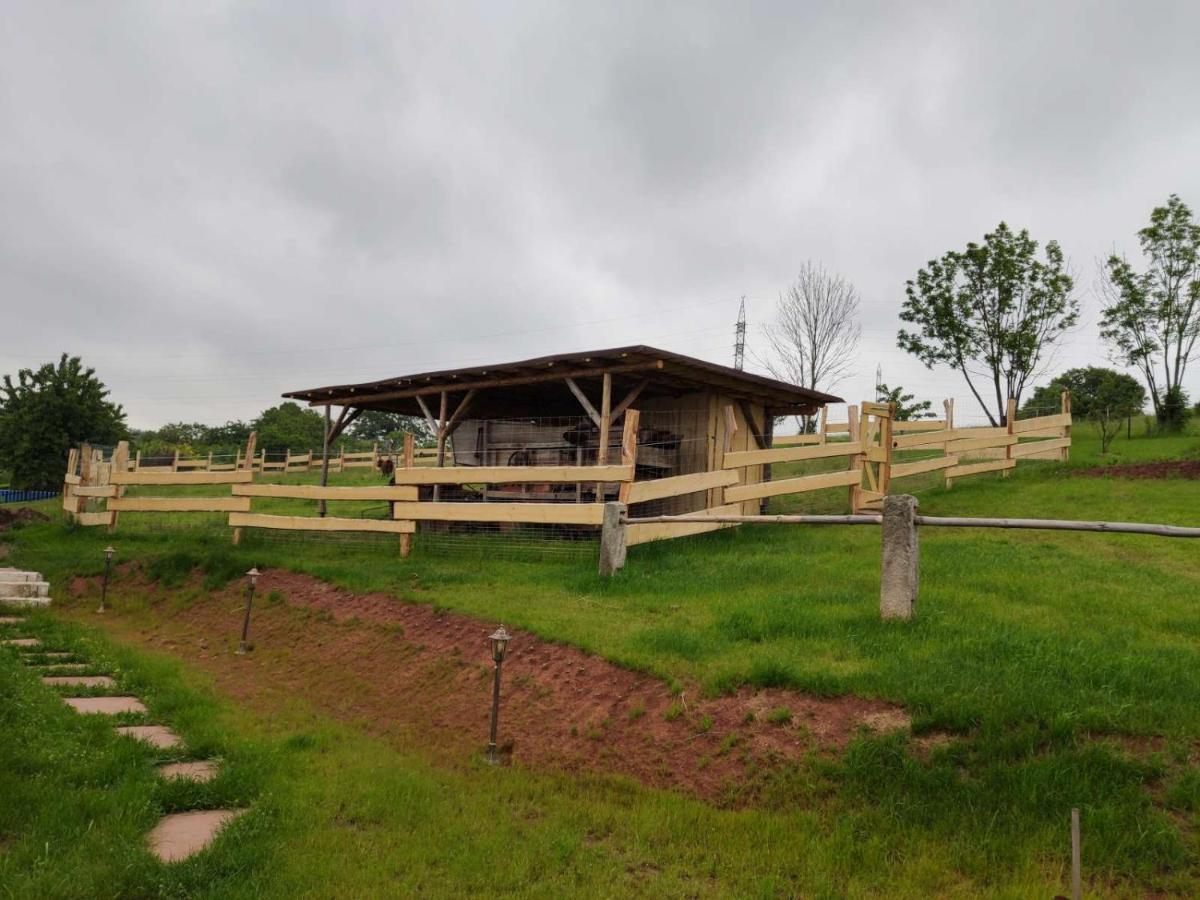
[{"x1": 489, "y1": 625, "x2": 510, "y2": 662}]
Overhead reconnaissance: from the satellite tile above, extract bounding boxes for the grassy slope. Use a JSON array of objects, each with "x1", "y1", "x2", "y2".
[{"x1": 2, "y1": 420, "x2": 1198, "y2": 896}]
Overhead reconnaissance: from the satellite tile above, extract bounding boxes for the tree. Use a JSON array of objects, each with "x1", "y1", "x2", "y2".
[
  {"x1": 1022, "y1": 367, "x2": 1146, "y2": 453},
  {"x1": 763, "y1": 261, "x2": 861, "y2": 431},
  {"x1": 253, "y1": 402, "x2": 326, "y2": 453},
  {"x1": 875, "y1": 383, "x2": 935, "y2": 421},
  {"x1": 899, "y1": 222, "x2": 1078, "y2": 427},
  {"x1": 349, "y1": 410, "x2": 434, "y2": 446},
  {"x1": 0, "y1": 354, "x2": 126, "y2": 490},
  {"x1": 1100, "y1": 194, "x2": 1200, "y2": 431}
]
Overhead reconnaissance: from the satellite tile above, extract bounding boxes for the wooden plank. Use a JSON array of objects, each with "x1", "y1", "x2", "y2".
[
  {"x1": 617, "y1": 409, "x2": 640, "y2": 504},
  {"x1": 111, "y1": 469, "x2": 253, "y2": 485},
  {"x1": 891, "y1": 419, "x2": 947, "y2": 433},
  {"x1": 234, "y1": 483, "x2": 419, "y2": 501},
  {"x1": 1010, "y1": 437, "x2": 1071, "y2": 459},
  {"x1": 723, "y1": 469, "x2": 860, "y2": 503},
  {"x1": 944, "y1": 434, "x2": 1017, "y2": 454},
  {"x1": 865, "y1": 446, "x2": 889, "y2": 462},
  {"x1": 861, "y1": 401, "x2": 893, "y2": 417},
  {"x1": 722, "y1": 442, "x2": 862, "y2": 469},
  {"x1": 945, "y1": 458, "x2": 1017, "y2": 479},
  {"x1": 388, "y1": 502, "x2": 605, "y2": 525},
  {"x1": 565, "y1": 378, "x2": 601, "y2": 427},
  {"x1": 1011, "y1": 425, "x2": 1067, "y2": 439},
  {"x1": 626, "y1": 503, "x2": 742, "y2": 547},
  {"x1": 625, "y1": 469, "x2": 740, "y2": 504},
  {"x1": 1013, "y1": 412, "x2": 1071, "y2": 434},
  {"x1": 389, "y1": 465, "x2": 633, "y2": 485},
  {"x1": 72, "y1": 485, "x2": 118, "y2": 498},
  {"x1": 229, "y1": 512, "x2": 416, "y2": 534},
  {"x1": 891, "y1": 456, "x2": 959, "y2": 479},
  {"x1": 772, "y1": 433, "x2": 824, "y2": 446},
  {"x1": 63, "y1": 473, "x2": 82, "y2": 485},
  {"x1": 75, "y1": 511, "x2": 113, "y2": 527},
  {"x1": 893, "y1": 426, "x2": 1008, "y2": 449},
  {"x1": 108, "y1": 496, "x2": 253, "y2": 513},
  {"x1": 857, "y1": 489, "x2": 885, "y2": 509},
  {"x1": 824, "y1": 421, "x2": 850, "y2": 433},
  {"x1": 1021, "y1": 447, "x2": 1071, "y2": 461}
]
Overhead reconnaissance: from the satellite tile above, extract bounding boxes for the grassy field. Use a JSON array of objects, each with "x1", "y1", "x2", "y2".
[{"x1": 2, "y1": 419, "x2": 1198, "y2": 896}]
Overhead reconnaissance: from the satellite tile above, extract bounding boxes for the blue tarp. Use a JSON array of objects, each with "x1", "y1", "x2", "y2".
[{"x1": 0, "y1": 489, "x2": 58, "y2": 504}]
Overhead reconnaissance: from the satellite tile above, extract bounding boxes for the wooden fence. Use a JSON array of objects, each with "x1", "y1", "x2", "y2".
[
  {"x1": 59, "y1": 395, "x2": 1072, "y2": 552},
  {"x1": 128, "y1": 444, "x2": 382, "y2": 474}
]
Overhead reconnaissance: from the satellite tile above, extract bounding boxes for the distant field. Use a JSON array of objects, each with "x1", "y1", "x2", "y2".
[{"x1": 2, "y1": 418, "x2": 1198, "y2": 896}]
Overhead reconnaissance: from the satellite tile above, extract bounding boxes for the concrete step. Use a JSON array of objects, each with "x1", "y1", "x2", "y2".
[
  {"x1": 0, "y1": 600, "x2": 51, "y2": 614},
  {"x1": 0, "y1": 571, "x2": 42, "y2": 583},
  {"x1": 64, "y1": 696, "x2": 147, "y2": 715},
  {"x1": 115, "y1": 725, "x2": 183, "y2": 749},
  {"x1": 158, "y1": 760, "x2": 219, "y2": 783},
  {"x1": 0, "y1": 581, "x2": 50, "y2": 598}
]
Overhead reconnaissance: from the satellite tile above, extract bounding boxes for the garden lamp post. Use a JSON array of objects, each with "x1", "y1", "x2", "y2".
[
  {"x1": 98, "y1": 546, "x2": 115, "y2": 613},
  {"x1": 486, "y1": 625, "x2": 511, "y2": 765},
  {"x1": 237, "y1": 568, "x2": 260, "y2": 655}
]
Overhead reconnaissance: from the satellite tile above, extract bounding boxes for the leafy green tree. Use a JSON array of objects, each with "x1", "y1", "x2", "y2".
[
  {"x1": 899, "y1": 222, "x2": 1078, "y2": 426},
  {"x1": 1101, "y1": 195, "x2": 1200, "y2": 431},
  {"x1": 0, "y1": 355, "x2": 126, "y2": 490},
  {"x1": 874, "y1": 383, "x2": 935, "y2": 421},
  {"x1": 253, "y1": 402, "x2": 326, "y2": 453},
  {"x1": 154, "y1": 422, "x2": 208, "y2": 445},
  {"x1": 1022, "y1": 367, "x2": 1146, "y2": 453},
  {"x1": 202, "y1": 420, "x2": 252, "y2": 447},
  {"x1": 349, "y1": 410, "x2": 433, "y2": 445}
]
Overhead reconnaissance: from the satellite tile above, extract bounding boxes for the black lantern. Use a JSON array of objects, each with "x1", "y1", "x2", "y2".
[
  {"x1": 486, "y1": 625, "x2": 512, "y2": 764},
  {"x1": 98, "y1": 546, "x2": 115, "y2": 613},
  {"x1": 237, "y1": 567, "x2": 260, "y2": 655}
]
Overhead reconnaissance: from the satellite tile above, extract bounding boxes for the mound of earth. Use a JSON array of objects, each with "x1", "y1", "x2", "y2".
[
  {"x1": 0, "y1": 506, "x2": 49, "y2": 531},
  {"x1": 70, "y1": 568, "x2": 924, "y2": 803},
  {"x1": 1079, "y1": 460, "x2": 1200, "y2": 480}
]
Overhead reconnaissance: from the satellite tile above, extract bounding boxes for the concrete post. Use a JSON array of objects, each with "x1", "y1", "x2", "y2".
[
  {"x1": 598, "y1": 502, "x2": 628, "y2": 577},
  {"x1": 880, "y1": 494, "x2": 919, "y2": 620}
]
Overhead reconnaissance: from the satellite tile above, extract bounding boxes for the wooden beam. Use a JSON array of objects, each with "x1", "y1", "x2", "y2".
[
  {"x1": 235, "y1": 483, "x2": 419, "y2": 501},
  {"x1": 229, "y1": 512, "x2": 416, "y2": 534},
  {"x1": 414, "y1": 395, "x2": 439, "y2": 435},
  {"x1": 626, "y1": 502, "x2": 743, "y2": 546},
  {"x1": 737, "y1": 399, "x2": 768, "y2": 449},
  {"x1": 617, "y1": 409, "x2": 640, "y2": 504},
  {"x1": 723, "y1": 469, "x2": 861, "y2": 504},
  {"x1": 597, "y1": 373, "x2": 612, "y2": 465},
  {"x1": 388, "y1": 464, "x2": 633, "y2": 485},
  {"x1": 722, "y1": 441, "x2": 862, "y2": 469},
  {"x1": 309, "y1": 360, "x2": 666, "y2": 407},
  {"x1": 565, "y1": 378, "x2": 601, "y2": 427},
  {"x1": 108, "y1": 496, "x2": 252, "y2": 513},
  {"x1": 611, "y1": 379, "x2": 648, "y2": 419},
  {"x1": 111, "y1": 469, "x2": 253, "y2": 485},
  {"x1": 723, "y1": 404, "x2": 738, "y2": 453},
  {"x1": 388, "y1": 501, "x2": 606, "y2": 526},
  {"x1": 443, "y1": 389, "x2": 478, "y2": 436},
  {"x1": 624, "y1": 468, "x2": 738, "y2": 505}
]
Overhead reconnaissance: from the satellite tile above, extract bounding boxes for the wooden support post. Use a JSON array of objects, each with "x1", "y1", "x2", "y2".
[
  {"x1": 595, "y1": 373, "x2": 612, "y2": 501},
  {"x1": 943, "y1": 398, "x2": 955, "y2": 488},
  {"x1": 617, "y1": 410, "x2": 640, "y2": 505},
  {"x1": 1003, "y1": 397, "x2": 1016, "y2": 477},
  {"x1": 598, "y1": 502, "x2": 627, "y2": 576},
  {"x1": 1061, "y1": 390, "x2": 1072, "y2": 462},
  {"x1": 723, "y1": 404, "x2": 738, "y2": 453},
  {"x1": 846, "y1": 404, "x2": 861, "y2": 512},
  {"x1": 172, "y1": 449, "x2": 179, "y2": 473},
  {"x1": 880, "y1": 494, "x2": 919, "y2": 620},
  {"x1": 233, "y1": 431, "x2": 257, "y2": 545},
  {"x1": 319, "y1": 404, "x2": 331, "y2": 517},
  {"x1": 433, "y1": 391, "x2": 448, "y2": 500},
  {"x1": 135, "y1": 450, "x2": 142, "y2": 472},
  {"x1": 399, "y1": 432, "x2": 415, "y2": 558},
  {"x1": 206, "y1": 450, "x2": 213, "y2": 471},
  {"x1": 818, "y1": 406, "x2": 828, "y2": 443}
]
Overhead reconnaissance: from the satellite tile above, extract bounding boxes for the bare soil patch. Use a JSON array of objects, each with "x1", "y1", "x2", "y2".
[
  {"x1": 1079, "y1": 460, "x2": 1200, "y2": 480},
  {"x1": 0, "y1": 507, "x2": 49, "y2": 531},
  {"x1": 75, "y1": 569, "x2": 916, "y2": 803}
]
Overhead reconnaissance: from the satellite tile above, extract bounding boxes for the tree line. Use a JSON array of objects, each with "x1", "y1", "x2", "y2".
[{"x1": 765, "y1": 194, "x2": 1200, "y2": 440}]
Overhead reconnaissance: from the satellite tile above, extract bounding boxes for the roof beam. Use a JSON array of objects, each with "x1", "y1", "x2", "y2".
[{"x1": 308, "y1": 359, "x2": 665, "y2": 407}]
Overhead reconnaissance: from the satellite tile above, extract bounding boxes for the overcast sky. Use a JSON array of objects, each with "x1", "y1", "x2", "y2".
[{"x1": 4, "y1": 1, "x2": 1199, "y2": 430}]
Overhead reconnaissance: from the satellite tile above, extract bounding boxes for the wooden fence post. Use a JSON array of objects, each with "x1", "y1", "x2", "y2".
[
  {"x1": 617, "y1": 410, "x2": 640, "y2": 505},
  {"x1": 399, "y1": 432, "x2": 415, "y2": 558},
  {"x1": 1061, "y1": 391, "x2": 1072, "y2": 462},
  {"x1": 1003, "y1": 397, "x2": 1016, "y2": 477},
  {"x1": 847, "y1": 404, "x2": 861, "y2": 512},
  {"x1": 880, "y1": 494, "x2": 919, "y2": 620},
  {"x1": 319, "y1": 404, "x2": 331, "y2": 517},
  {"x1": 943, "y1": 398, "x2": 956, "y2": 489},
  {"x1": 108, "y1": 441, "x2": 129, "y2": 532},
  {"x1": 598, "y1": 502, "x2": 628, "y2": 576}
]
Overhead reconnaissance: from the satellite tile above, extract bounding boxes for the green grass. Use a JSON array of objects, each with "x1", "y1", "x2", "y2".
[{"x1": 2, "y1": 418, "x2": 1198, "y2": 895}]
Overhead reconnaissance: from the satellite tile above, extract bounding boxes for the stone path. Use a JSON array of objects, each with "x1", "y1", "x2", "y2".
[
  {"x1": 1, "y1": 602, "x2": 248, "y2": 863},
  {"x1": 147, "y1": 810, "x2": 247, "y2": 863}
]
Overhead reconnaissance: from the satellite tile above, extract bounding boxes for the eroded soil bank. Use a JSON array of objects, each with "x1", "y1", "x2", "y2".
[{"x1": 68, "y1": 568, "x2": 916, "y2": 802}]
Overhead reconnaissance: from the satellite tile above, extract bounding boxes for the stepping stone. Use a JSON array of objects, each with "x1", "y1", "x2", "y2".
[
  {"x1": 3, "y1": 637, "x2": 40, "y2": 647},
  {"x1": 42, "y1": 675, "x2": 116, "y2": 688},
  {"x1": 64, "y1": 696, "x2": 147, "y2": 715},
  {"x1": 0, "y1": 581, "x2": 50, "y2": 598},
  {"x1": 28, "y1": 651, "x2": 72, "y2": 660},
  {"x1": 116, "y1": 725, "x2": 182, "y2": 749},
  {"x1": 0, "y1": 596, "x2": 51, "y2": 610},
  {"x1": 37, "y1": 663, "x2": 90, "y2": 673},
  {"x1": 158, "y1": 761, "x2": 218, "y2": 783},
  {"x1": 148, "y1": 809, "x2": 246, "y2": 863},
  {"x1": 0, "y1": 616, "x2": 25, "y2": 625}
]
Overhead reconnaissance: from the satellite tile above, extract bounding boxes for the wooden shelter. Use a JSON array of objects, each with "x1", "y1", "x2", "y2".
[{"x1": 283, "y1": 346, "x2": 840, "y2": 516}]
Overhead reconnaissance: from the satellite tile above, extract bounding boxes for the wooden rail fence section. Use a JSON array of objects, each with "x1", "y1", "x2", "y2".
[{"x1": 59, "y1": 395, "x2": 1072, "y2": 552}]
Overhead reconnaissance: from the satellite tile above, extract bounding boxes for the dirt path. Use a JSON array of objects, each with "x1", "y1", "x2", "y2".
[
  {"x1": 69, "y1": 569, "x2": 913, "y2": 803},
  {"x1": 1079, "y1": 460, "x2": 1200, "y2": 479}
]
